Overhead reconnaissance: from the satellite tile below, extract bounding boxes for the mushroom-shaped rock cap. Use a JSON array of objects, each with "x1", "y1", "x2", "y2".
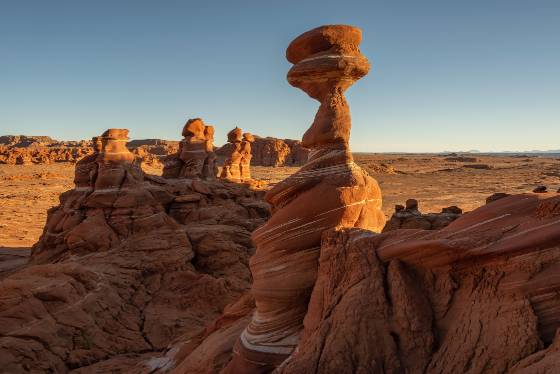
[
  {"x1": 242, "y1": 133, "x2": 255, "y2": 142},
  {"x1": 286, "y1": 24, "x2": 363, "y2": 64},
  {"x1": 100, "y1": 129, "x2": 129, "y2": 140},
  {"x1": 227, "y1": 127, "x2": 243, "y2": 143},
  {"x1": 182, "y1": 118, "x2": 205, "y2": 138}
]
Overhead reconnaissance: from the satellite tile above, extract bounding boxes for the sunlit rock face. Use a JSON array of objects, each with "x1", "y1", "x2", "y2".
[
  {"x1": 224, "y1": 24, "x2": 386, "y2": 372},
  {"x1": 219, "y1": 127, "x2": 244, "y2": 182},
  {"x1": 162, "y1": 118, "x2": 218, "y2": 179}
]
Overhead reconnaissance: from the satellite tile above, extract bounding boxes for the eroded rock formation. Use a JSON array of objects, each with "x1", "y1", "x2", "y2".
[
  {"x1": 0, "y1": 128, "x2": 271, "y2": 372},
  {"x1": 240, "y1": 133, "x2": 254, "y2": 180},
  {"x1": 162, "y1": 119, "x2": 218, "y2": 179},
  {"x1": 202, "y1": 125, "x2": 219, "y2": 179},
  {"x1": 222, "y1": 24, "x2": 386, "y2": 372},
  {"x1": 218, "y1": 136, "x2": 309, "y2": 167},
  {"x1": 0, "y1": 134, "x2": 178, "y2": 167},
  {"x1": 219, "y1": 127, "x2": 244, "y2": 182},
  {"x1": 383, "y1": 199, "x2": 463, "y2": 232},
  {"x1": 276, "y1": 192, "x2": 560, "y2": 373}
]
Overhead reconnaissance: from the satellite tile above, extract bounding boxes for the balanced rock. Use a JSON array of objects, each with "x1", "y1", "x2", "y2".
[{"x1": 224, "y1": 24, "x2": 386, "y2": 372}]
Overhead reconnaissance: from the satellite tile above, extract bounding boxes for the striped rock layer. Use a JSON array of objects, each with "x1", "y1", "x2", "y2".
[{"x1": 225, "y1": 25, "x2": 386, "y2": 372}]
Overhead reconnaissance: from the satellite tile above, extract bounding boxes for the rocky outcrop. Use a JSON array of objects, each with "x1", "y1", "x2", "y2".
[
  {"x1": 251, "y1": 137, "x2": 308, "y2": 166},
  {"x1": 221, "y1": 24, "x2": 386, "y2": 372},
  {"x1": 383, "y1": 199, "x2": 462, "y2": 232},
  {"x1": 0, "y1": 134, "x2": 179, "y2": 167},
  {"x1": 162, "y1": 119, "x2": 218, "y2": 179},
  {"x1": 240, "y1": 133, "x2": 254, "y2": 180},
  {"x1": 0, "y1": 135, "x2": 58, "y2": 147},
  {"x1": 172, "y1": 192, "x2": 560, "y2": 374},
  {"x1": 217, "y1": 136, "x2": 309, "y2": 167},
  {"x1": 0, "y1": 143, "x2": 93, "y2": 165},
  {"x1": 202, "y1": 126, "x2": 219, "y2": 179},
  {"x1": 277, "y1": 192, "x2": 560, "y2": 373},
  {"x1": 0, "y1": 128, "x2": 270, "y2": 373}
]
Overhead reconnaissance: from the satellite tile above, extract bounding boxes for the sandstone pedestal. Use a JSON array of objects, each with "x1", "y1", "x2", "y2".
[
  {"x1": 225, "y1": 24, "x2": 386, "y2": 372},
  {"x1": 219, "y1": 127, "x2": 244, "y2": 182},
  {"x1": 240, "y1": 132, "x2": 255, "y2": 180},
  {"x1": 163, "y1": 118, "x2": 218, "y2": 179}
]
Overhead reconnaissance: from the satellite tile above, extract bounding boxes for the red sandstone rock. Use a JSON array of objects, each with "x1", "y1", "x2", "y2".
[
  {"x1": 202, "y1": 125, "x2": 219, "y2": 179},
  {"x1": 383, "y1": 200, "x2": 462, "y2": 232},
  {"x1": 533, "y1": 185, "x2": 548, "y2": 193},
  {"x1": 273, "y1": 192, "x2": 560, "y2": 373},
  {"x1": 0, "y1": 135, "x2": 178, "y2": 167},
  {"x1": 163, "y1": 119, "x2": 217, "y2": 179},
  {"x1": 217, "y1": 136, "x2": 309, "y2": 167},
  {"x1": 240, "y1": 133, "x2": 254, "y2": 180},
  {"x1": 166, "y1": 26, "x2": 560, "y2": 374},
  {"x1": 222, "y1": 24, "x2": 385, "y2": 372},
  {"x1": 219, "y1": 127, "x2": 246, "y2": 182},
  {"x1": 0, "y1": 128, "x2": 271, "y2": 373}
]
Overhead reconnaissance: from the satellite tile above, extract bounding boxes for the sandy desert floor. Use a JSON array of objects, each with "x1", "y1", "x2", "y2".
[{"x1": 1, "y1": 154, "x2": 559, "y2": 248}]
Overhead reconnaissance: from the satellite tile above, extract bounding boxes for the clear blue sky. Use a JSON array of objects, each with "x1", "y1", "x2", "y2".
[{"x1": 1, "y1": 0, "x2": 559, "y2": 152}]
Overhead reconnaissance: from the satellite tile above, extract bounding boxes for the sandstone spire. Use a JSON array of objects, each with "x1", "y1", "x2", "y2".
[
  {"x1": 163, "y1": 118, "x2": 217, "y2": 179},
  {"x1": 240, "y1": 132, "x2": 255, "y2": 180},
  {"x1": 219, "y1": 127, "x2": 244, "y2": 181},
  {"x1": 225, "y1": 25, "x2": 386, "y2": 372},
  {"x1": 202, "y1": 125, "x2": 219, "y2": 178},
  {"x1": 94, "y1": 129, "x2": 143, "y2": 190}
]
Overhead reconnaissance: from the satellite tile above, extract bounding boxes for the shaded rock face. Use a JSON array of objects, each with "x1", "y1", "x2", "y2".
[
  {"x1": 383, "y1": 199, "x2": 463, "y2": 232},
  {"x1": 221, "y1": 24, "x2": 386, "y2": 372},
  {"x1": 162, "y1": 119, "x2": 218, "y2": 179},
  {"x1": 0, "y1": 128, "x2": 271, "y2": 373},
  {"x1": 174, "y1": 193, "x2": 560, "y2": 373}
]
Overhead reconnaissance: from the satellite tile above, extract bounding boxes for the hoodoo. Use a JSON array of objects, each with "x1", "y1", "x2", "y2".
[
  {"x1": 225, "y1": 24, "x2": 386, "y2": 372},
  {"x1": 220, "y1": 127, "x2": 244, "y2": 182},
  {"x1": 163, "y1": 118, "x2": 217, "y2": 179},
  {"x1": 202, "y1": 125, "x2": 219, "y2": 179},
  {"x1": 240, "y1": 132, "x2": 255, "y2": 180}
]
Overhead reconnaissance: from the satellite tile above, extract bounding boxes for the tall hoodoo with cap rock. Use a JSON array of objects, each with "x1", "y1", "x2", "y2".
[{"x1": 225, "y1": 24, "x2": 386, "y2": 372}]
